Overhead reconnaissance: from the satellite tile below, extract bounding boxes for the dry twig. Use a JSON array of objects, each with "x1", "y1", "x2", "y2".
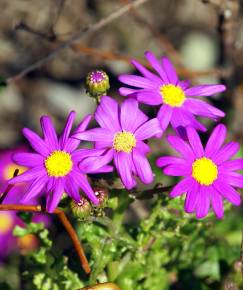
[{"x1": 6, "y1": 0, "x2": 150, "y2": 84}]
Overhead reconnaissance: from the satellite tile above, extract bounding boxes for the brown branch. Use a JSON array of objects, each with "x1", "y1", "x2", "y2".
[
  {"x1": 0, "y1": 204, "x2": 91, "y2": 274},
  {"x1": 72, "y1": 44, "x2": 231, "y2": 80},
  {"x1": 6, "y1": 0, "x2": 150, "y2": 84},
  {"x1": 15, "y1": 22, "x2": 56, "y2": 41},
  {"x1": 134, "y1": 184, "x2": 174, "y2": 200},
  {"x1": 55, "y1": 209, "x2": 91, "y2": 274}
]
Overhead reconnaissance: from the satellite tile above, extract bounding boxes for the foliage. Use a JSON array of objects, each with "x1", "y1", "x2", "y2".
[{"x1": 1, "y1": 189, "x2": 241, "y2": 290}]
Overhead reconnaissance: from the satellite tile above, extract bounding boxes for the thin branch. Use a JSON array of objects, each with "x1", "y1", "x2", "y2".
[
  {"x1": 6, "y1": 0, "x2": 150, "y2": 84},
  {"x1": 72, "y1": 44, "x2": 232, "y2": 79},
  {"x1": 56, "y1": 209, "x2": 91, "y2": 274},
  {"x1": 50, "y1": 0, "x2": 66, "y2": 32},
  {"x1": 0, "y1": 204, "x2": 91, "y2": 274},
  {"x1": 15, "y1": 22, "x2": 56, "y2": 41},
  {"x1": 133, "y1": 184, "x2": 174, "y2": 199}
]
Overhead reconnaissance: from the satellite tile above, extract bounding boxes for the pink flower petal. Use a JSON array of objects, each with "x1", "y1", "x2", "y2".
[
  {"x1": 13, "y1": 153, "x2": 43, "y2": 168},
  {"x1": 120, "y1": 98, "x2": 148, "y2": 132},
  {"x1": 72, "y1": 170, "x2": 99, "y2": 205},
  {"x1": 211, "y1": 189, "x2": 224, "y2": 219},
  {"x1": 156, "y1": 156, "x2": 185, "y2": 168},
  {"x1": 144, "y1": 51, "x2": 169, "y2": 82},
  {"x1": 157, "y1": 105, "x2": 173, "y2": 131},
  {"x1": 219, "y1": 172, "x2": 243, "y2": 188},
  {"x1": 161, "y1": 56, "x2": 178, "y2": 84},
  {"x1": 184, "y1": 99, "x2": 225, "y2": 119},
  {"x1": 118, "y1": 74, "x2": 155, "y2": 89},
  {"x1": 136, "y1": 141, "x2": 150, "y2": 154},
  {"x1": 21, "y1": 175, "x2": 47, "y2": 203},
  {"x1": 23, "y1": 128, "x2": 50, "y2": 157},
  {"x1": 186, "y1": 127, "x2": 204, "y2": 158},
  {"x1": 131, "y1": 59, "x2": 162, "y2": 83},
  {"x1": 134, "y1": 118, "x2": 162, "y2": 140},
  {"x1": 64, "y1": 175, "x2": 81, "y2": 202},
  {"x1": 132, "y1": 148, "x2": 153, "y2": 184},
  {"x1": 170, "y1": 177, "x2": 194, "y2": 198},
  {"x1": 114, "y1": 152, "x2": 136, "y2": 190},
  {"x1": 205, "y1": 124, "x2": 226, "y2": 157},
  {"x1": 40, "y1": 116, "x2": 59, "y2": 149},
  {"x1": 167, "y1": 135, "x2": 195, "y2": 160},
  {"x1": 136, "y1": 90, "x2": 162, "y2": 105},
  {"x1": 8, "y1": 166, "x2": 46, "y2": 184},
  {"x1": 73, "y1": 128, "x2": 113, "y2": 143},
  {"x1": 212, "y1": 141, "x2": 240, "y2": 164},
  {"x1": 163, "y1": 163, "x2": 191, "y2": 176},
  {"x1": 170, "y1": 109, "x2": 207, "y2": 132},
  {"x1": 66, "y1": 114, "x2": 93, "y2": 152},
  {"x1": 195, "y1": 186, "x2": 210, "y2": 219},
  {"x1": 59, "y1": 111, "x2": 76, "y2": 149},
  {"x1": 185, "y1": 84, "x2": 226, "y2": 97},
  {"x1": 119, "y1": 87, "x2": 139, "y2": 96},
  {"x1": 79, "y1": 149, "x2": 114, "y2": 173},
  {"x1": 46, "y1": 178, "x2": 64, "y2": 213},
  {"x1": 184, "y1": 180, "x2": 200, "y2": 213},
  {"x1": 213, "y1": 179, "x2": 241, "y2": 206},
  {"x1": 95, "y1": 96, "x2": 121, "y2": 132},
  {"x1": 219, "y1": 158, "x2": 243, "y2": 172}
]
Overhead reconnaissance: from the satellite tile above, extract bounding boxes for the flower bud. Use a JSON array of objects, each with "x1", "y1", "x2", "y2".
[
  {"x1": 86, "y1": 70, "x2": 110, "y2": 100},
  {"x1": 93, "y1": 188, "x2": 108, "y2": 209},
  {"x1": 70, "y1": 198, "x2": 92, "y2": 219}
]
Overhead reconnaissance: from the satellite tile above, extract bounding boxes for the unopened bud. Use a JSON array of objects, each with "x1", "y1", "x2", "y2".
[
  {"x1": 86, "y1": 70, "x2": 110, "y2": 100},
  {"x1": 93, "y1": 188, "x2": 108, "y2": 209},
  {"x1": 70, "y1": 198, "x2": 92, "y2": 219}
]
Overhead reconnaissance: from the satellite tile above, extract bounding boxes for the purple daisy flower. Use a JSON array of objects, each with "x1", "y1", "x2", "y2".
[
  {"x1": 8, "y1": 112, "x2": 112, "y2": 212},
  {"x1": 156, "y1": 124, "x2": 243, "y2": 219},
  {"x1": 72, "y1": 96, "x2": 162, "y2": 189},
  {"x1": 119, "y1": 51, "x2": 226, "y2": 134}
]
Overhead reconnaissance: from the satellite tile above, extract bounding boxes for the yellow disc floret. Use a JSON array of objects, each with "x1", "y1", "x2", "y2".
[
  {"x1": 192, "y1": 157, "x2": 218, "y2": 186},
  {"x1": 0, "y1": 212, "x2": 13, "y2": 234},
  {"x1": 45, "y1": 150, "x2": 73, "y2": 177},
  {"x1": 160, "y1": 84, "x2": 185, "y2": 107},
  {"x1": 113, "y1": 131, "x2": 136, "y2": 153}
]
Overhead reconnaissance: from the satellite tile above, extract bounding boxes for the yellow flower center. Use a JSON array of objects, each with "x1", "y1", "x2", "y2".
[
  {"x1": 192, "y1": 157, "x2": 218, "y2": 186},
  {"x1": 160, "y1": 84, "x2": 185, "y2": 107},
  {"x1": 0, "y1": 212, "x2": 13, "y2": 234},
  {"x1": 113, "y1": 131, "x2": 136, "y2": 153},
  {"x1": 4, "y1": 164, "x2": 26, "y2": 180},
  {"x1": 45, "y1": 150, "x2": 73, "y2": 177}
]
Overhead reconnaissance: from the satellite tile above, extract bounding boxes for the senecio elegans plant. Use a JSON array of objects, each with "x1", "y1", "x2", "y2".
[
  {"x1": 2, "y1": 51, "x2": 243, "y2": 289},
  {"x1": 9, "y1": 51, "x2": 242, "y2": 219}
]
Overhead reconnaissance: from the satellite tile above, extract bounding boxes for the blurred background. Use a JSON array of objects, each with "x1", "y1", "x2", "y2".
[
  {"x1": 0, "y1": 0, "x2": 243, "y2": 147},
  {"x1": 0, "y1": 0, "x2": 243, "y2": 289}
]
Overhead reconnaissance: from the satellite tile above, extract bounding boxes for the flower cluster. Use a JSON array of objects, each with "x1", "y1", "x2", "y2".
[{"x1": 6, "y1": 51, "x2": 243, "y2": 219}]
